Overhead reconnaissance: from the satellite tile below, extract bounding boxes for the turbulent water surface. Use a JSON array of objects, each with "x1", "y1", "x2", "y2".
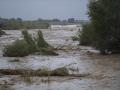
[{"x1": 0, "y1": 27, "x2": 120, "y2": 90}]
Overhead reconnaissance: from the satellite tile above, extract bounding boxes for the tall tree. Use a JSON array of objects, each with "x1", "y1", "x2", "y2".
[{"x1": 88, "y1": 0, "x2": 120, "y2": 53}]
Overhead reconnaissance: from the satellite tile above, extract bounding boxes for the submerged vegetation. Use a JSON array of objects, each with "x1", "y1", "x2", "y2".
[
  {"x1": 0, "y1": 68, "x2": 69, "y2": 76},
  {"x1": 0, "y1": 29, "x2": 6, "y2": 36},
  {"x1": 71, "y1": 36, "x2": 79, "y2": 41},
  {"x1": 36, "y1": 31, "x2": 50, "y2": 48},
  {"x1": 22, "y1": 30, "x2": 37, "y2": 53},
  {"x1": 3, "y1": 30, "x2": 57, "y2": 57},
  {"x1": 0, "y1": 67, "x2": 89, "y2": 77},
  {"x1": 3, "y1": 40, "x2": 30, "y2": 57},
  {"x1": 71, "y1": 29, "x2": 80, "y2": 41}
]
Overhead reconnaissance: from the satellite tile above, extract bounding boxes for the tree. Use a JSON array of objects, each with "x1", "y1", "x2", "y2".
[
  {"x1": 52, "y1": 19, "x2": 60, "y2": 22},
  {"x1": 80, "y1": 0, "x2": 120, "y2": 54},
  {"x1": 80, "y1": 22, "x2": 95, "y2": 46},
  {"x1": 68, "y1": 18, "x2": 75, "y2": 23}
]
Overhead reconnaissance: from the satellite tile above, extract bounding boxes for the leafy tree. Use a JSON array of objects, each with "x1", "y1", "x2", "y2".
[{"x1": 80, "y1": 0, "x2": 120, "y2": 54}]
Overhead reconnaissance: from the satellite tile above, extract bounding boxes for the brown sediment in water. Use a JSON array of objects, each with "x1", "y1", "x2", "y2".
[{"x1": 0, "y1": 68, "x2": 90, "y2": 77}]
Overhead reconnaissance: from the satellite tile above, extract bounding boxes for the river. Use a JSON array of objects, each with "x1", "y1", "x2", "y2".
[{"x1": 0, "y1": 28, "x2": 120, "y2": 90}]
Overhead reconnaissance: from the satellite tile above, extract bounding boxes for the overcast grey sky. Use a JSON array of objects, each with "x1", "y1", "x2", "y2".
[{"x1": 0, "y1": 0, "x2": 88, "y2": 20}]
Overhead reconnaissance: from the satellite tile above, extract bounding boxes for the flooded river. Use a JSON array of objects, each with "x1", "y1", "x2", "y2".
[{"x1": 0, "y1": 28, "x2": 120, "y2": 90}]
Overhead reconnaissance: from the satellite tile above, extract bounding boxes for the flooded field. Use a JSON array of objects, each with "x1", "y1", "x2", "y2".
[{"x1": 0, "y1": 27, "x2": 120, "y2": 90}]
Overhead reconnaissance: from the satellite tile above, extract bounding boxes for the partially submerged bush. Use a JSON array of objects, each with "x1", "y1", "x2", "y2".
[
  {"x1": 0, "y1": 29, "x2": 6, "y2": 36},
  {"x1": 52, "y1": 67, "x2": 69, "y2": 76},
  {"x1": 0, "y1": 67, "x2": 69, "y2": 76},
  {"x1": 3, "y1": 30, "x2": 58, "y2": 57},
  {"x1": 9, "y1": 58, "x2": 20, "y2": 62},
  {"x1": 71, "y1": 36, "x2": 79, "y2": 41},
  {"x1": 3, "y1": 40, "x2": 30, "y2": 57},
  {"x1": 71, "y1": 29, "x2": 80, "y2": 41},
  {"x1": 36, "y1": 30, "x2": 49, "y2": 48},
  {"x1": 40, "y1": 48, "x2": 58, "y2": 56},
  {"x1": 22, "y1": 30, "x2": 37, "y2": 53}
]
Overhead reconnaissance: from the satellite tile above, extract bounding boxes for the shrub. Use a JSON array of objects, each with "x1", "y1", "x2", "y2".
[
  {"x1": 52, "y1": 67, "x2": 69, "y2": 76},
  {"x1": 71, "y1": 36, "x2": 79, "y2": 41},
  {"x1": 0, "y1": 29, "x2": 6, "y2": 36},
  {"x1": 40, "y1": 48, "x2": 58, "y2": 56},
  {"x1": 36, "y1": 30, "x2": 49, "y2": 48},
  {"x1": 3, "y1": 40, "x2": 30, "y2": 57},
  {"x1": 9, "y1": 59, "x2": 20, "y2": 62},
  {"x1": 22, "y1": 30, "x2": 37, "y2": 53},
  {"x1": 3, "y1": 30, "x2": 58, "y2": 57}
]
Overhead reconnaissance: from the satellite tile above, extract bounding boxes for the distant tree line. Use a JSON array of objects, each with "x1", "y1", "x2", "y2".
[
  {"x1": 0, "y1": 17, "x2": 87, "y2": 30},
  {"x1": 37, "y1": 18, "x2": 87, "y2": 25},
  {"x1": 0, "y1": 18, "x2": 49, "y2": 30}
]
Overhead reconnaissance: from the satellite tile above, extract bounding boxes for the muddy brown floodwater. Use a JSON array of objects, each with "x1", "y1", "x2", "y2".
[{"x1": 0, "y1": 28, "x2": 120, "y2": 90}]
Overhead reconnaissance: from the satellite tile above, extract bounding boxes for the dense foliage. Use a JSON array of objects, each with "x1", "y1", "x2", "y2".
[
  {"x1": 80, "y1": 22, "x2": 95, "y2": 46},
  {"x1": 80, "y1": 0, "x2": 120, "y2": 54}
]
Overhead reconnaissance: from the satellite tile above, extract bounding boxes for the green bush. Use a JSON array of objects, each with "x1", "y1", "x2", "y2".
[
  {"x1": 40, "y1": 48, "x2": 58, "y2": 56},
  {"x1": 52, "y1": 67, "x2": 69, "y2": 76},
  {"x1": 3, "y1": 40, "x2": 30, "y2": 57},
  {"x1": 22, "y1": 30, "x2": 37, "y2": 53},
  {"x1": 3, "y1": 30, "x2": 58, "y2": 57},
  {"x1": 36, "y1": 30, "x2": 49, "y2": 48},
  {"x1": 0, "y1": 29, "x2": 6, "y2": 36},
  {"x1": 71, "y1": 36, "x2": 79, "y2": 41}
]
